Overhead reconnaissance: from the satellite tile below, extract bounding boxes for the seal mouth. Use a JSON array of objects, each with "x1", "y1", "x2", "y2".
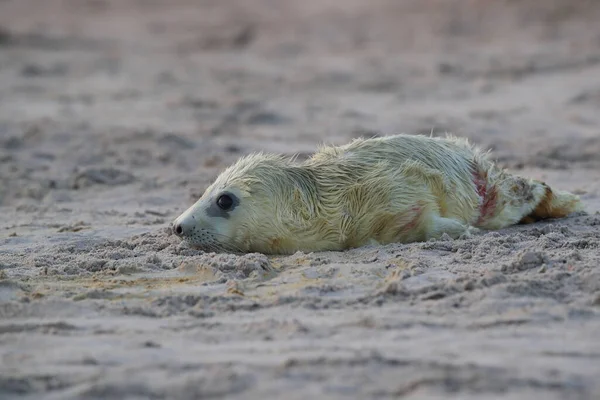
[
  {"x1": 171, "y1": 212, "x2": 243, "y2": 253},
  {"x1": 183, "y1": 240, "x2": 243, "y2": 254},
  {"x1": 172, "y1": 225, "x2": 244, "y2": 254}
]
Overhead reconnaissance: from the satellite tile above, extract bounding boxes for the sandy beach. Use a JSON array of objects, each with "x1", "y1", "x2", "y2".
[{"x1": 1, "y1": 0, "x2": 600, "y2": 398}]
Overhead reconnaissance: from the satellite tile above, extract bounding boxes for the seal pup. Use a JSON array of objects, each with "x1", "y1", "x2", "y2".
[{"x1": 172, "y1": 134, "x2": 583, "y2": 255}]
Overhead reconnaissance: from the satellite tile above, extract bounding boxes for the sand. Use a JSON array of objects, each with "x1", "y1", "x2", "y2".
[{"x1": 1, "y1": 0, "x2": 600, "y2": 398}]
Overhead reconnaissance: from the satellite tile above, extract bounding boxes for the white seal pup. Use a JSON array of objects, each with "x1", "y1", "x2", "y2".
[{"x1": 172, "y1": 134, "x2": 584, "y2": 255}]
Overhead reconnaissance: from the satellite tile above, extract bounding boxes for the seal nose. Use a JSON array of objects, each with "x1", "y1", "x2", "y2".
[
  {"x1": 172, "y1": 215, "x2": 194, "y2": 238},
  {"x1": 173, "y1": 223, "x2": 184, "y2": 237}
]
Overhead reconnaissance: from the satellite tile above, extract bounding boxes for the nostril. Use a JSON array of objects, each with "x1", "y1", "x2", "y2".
[{"x1": 174, "y1": 224, "x2": 183, "y2": 236}]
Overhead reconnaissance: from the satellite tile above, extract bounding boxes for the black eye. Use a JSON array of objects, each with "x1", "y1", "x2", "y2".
[{"x1": 216, "y1": 194, "x2": 234, "y2": 210}]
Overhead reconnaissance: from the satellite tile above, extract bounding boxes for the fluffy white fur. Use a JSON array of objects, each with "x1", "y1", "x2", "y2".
[{"x1": 172, "y1": 134, "x2": 583, "y2": 255}]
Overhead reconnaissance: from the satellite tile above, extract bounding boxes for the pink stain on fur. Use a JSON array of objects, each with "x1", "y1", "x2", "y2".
[
  {"x1": 473, "y1": 171, "x2": 498, "y2": 225},
  {"x1": 400, "y1": 205, "x2": 423, "y2": 234}
]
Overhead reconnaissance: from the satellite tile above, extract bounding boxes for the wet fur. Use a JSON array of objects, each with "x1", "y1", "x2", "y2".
[{"x1": 173, "y1": 134, "x2": 584, "y2": 255}]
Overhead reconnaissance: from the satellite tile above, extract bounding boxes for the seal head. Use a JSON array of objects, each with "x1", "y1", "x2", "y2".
[
  {"x1": 172, "y1": 188, "x2": 243, "y2": 252},
  {"x1": 172, "y1": 153, "x2": 317, "y2": 254}
]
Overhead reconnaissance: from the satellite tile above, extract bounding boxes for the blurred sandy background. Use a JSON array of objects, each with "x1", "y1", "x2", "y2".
[{"x1": 1, "y1": 0, "x2": 600, "y2": 399}]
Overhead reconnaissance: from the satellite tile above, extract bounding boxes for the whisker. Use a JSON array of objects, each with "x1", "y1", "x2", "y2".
[
  {"x1": 183, "y1": 229, "x2": 246, "y2": 254},
  {"x1": 209, "y1": 233, "x2": 246, "y2": 253},
  {"x1": 204, "y1": 243, "x2": 218, "y2": 254},
  {"x1": 205, "y1": 240, "x2": 229, "y2": 254}
]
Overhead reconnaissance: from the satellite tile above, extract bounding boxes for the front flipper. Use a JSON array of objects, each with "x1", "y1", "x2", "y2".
[{"x1": 425, "y1": 215, "x2": 479, "y2": 241}]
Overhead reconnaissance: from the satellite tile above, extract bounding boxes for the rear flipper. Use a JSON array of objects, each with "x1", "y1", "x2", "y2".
[
  {"x1": 518, "y1": 183, "x2": 584, "y2": 224},
  {"x1": 475, "y1": 172, "x2": 584, "y2": 229}
]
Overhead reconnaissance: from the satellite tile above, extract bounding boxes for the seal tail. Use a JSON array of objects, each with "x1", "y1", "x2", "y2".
[{"x1": 519, "y1": 184, "x2": 584, "y2": 224}]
